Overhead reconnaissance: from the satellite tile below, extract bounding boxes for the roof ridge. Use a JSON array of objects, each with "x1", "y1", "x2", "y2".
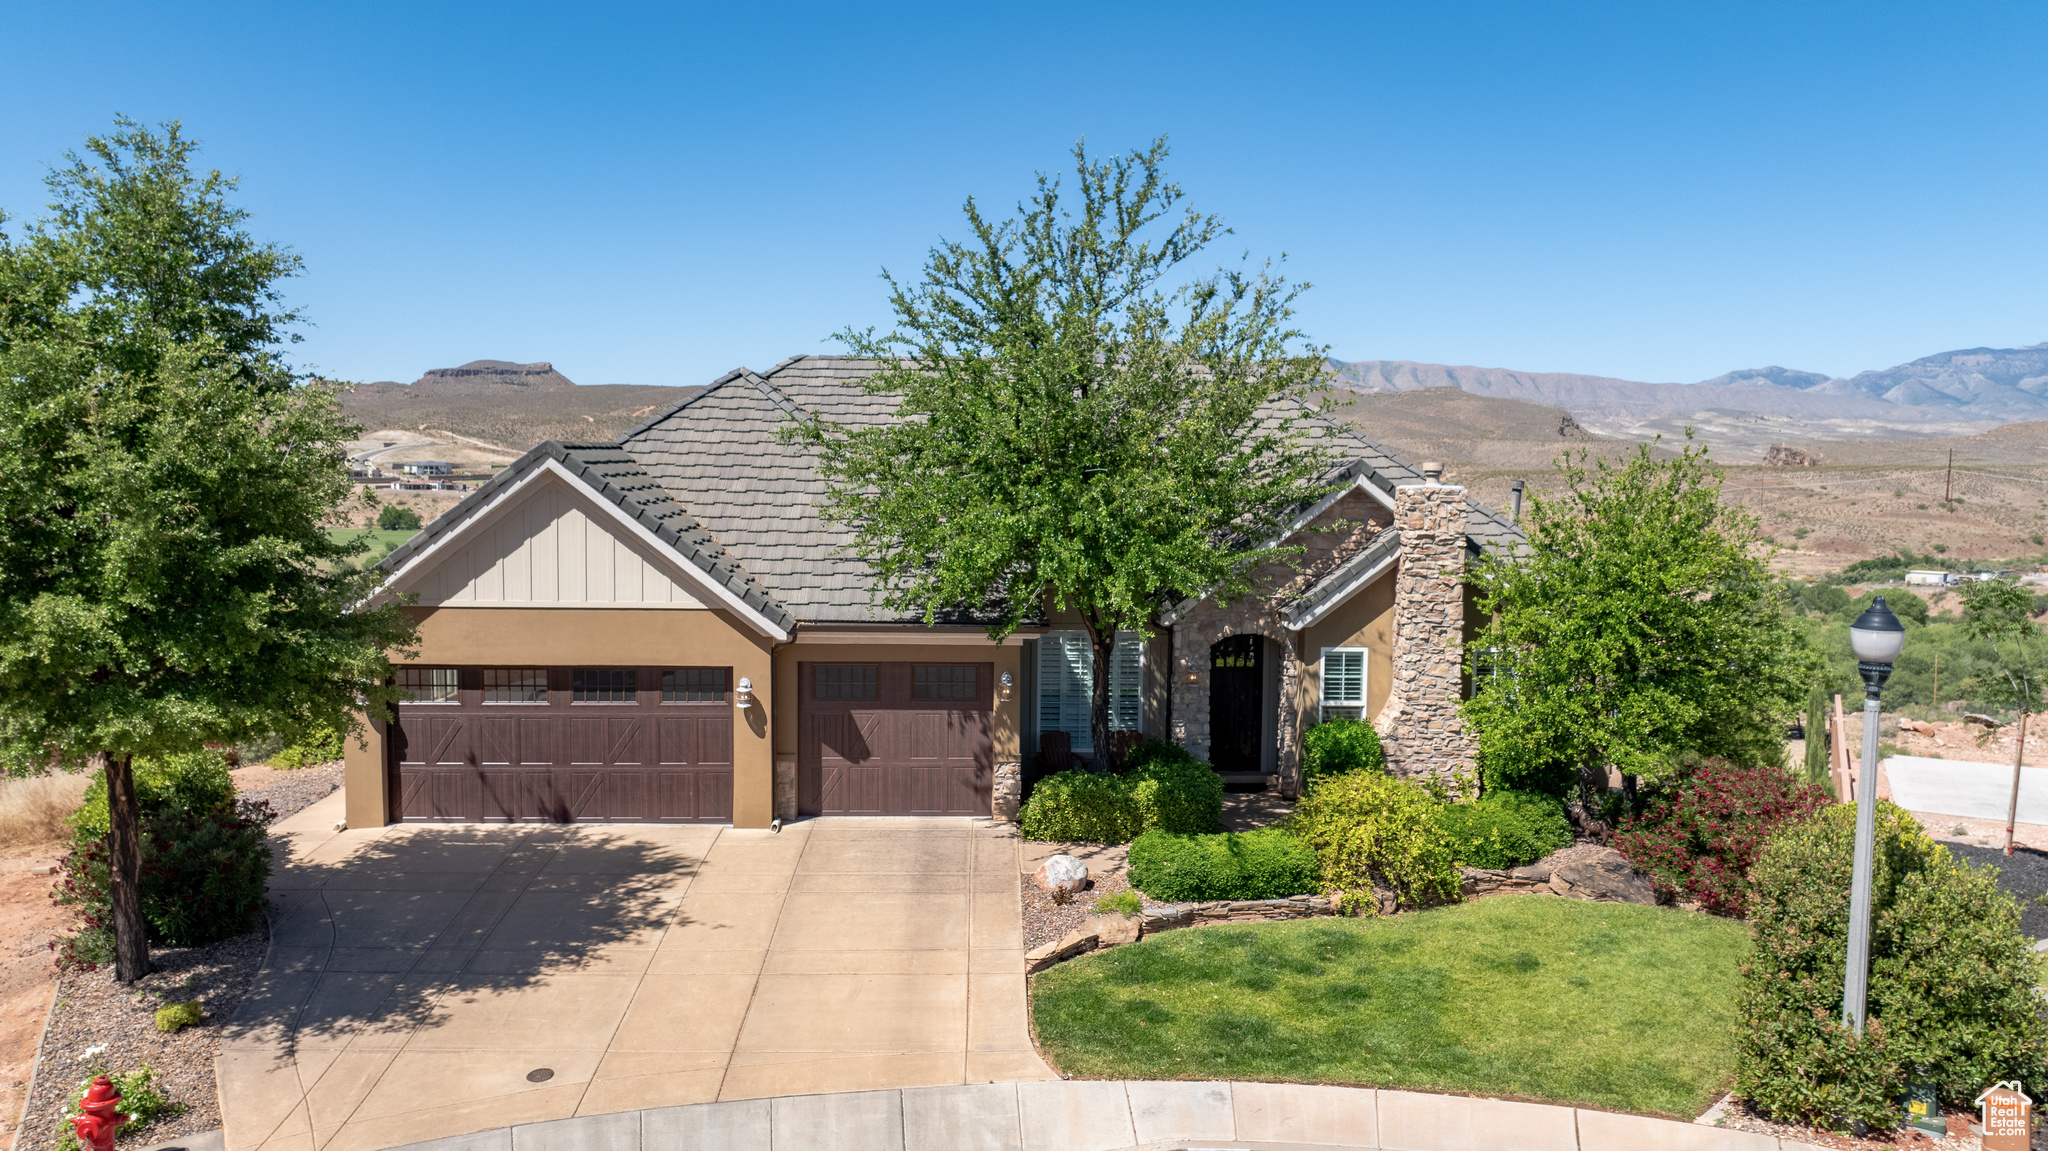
[
  {"x1": 741, "y1": 371, "x2": 812, "y2": 421},
  {"x1": 618, "y1": 367, "x2": 755, "y2": 442}
]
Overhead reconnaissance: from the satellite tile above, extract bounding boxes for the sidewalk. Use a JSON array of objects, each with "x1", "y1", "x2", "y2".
[{"x1": 387, "y1": 1080, "x2": 1828, "y2": 1151}]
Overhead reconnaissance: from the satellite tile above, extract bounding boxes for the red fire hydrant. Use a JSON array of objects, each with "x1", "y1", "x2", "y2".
[{"x1": 70, "y1": 1076, "x2": 131, "y2": 1151}]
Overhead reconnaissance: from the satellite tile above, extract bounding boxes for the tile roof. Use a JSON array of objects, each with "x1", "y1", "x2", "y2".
[{"x1": 386, "y1": 355, "x2": 1526, "y2": 629}]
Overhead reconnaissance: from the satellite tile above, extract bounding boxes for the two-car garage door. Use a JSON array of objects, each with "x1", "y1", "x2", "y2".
[{"x1": 391, "y1": 666, "x2": 733, "y2": 823}]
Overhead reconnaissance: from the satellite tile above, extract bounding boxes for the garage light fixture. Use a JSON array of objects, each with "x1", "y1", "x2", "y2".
[
  {"x1": 735, "y1": 677, "x2": 754, "y2": 709},
  {"x1": 998, "y1": 671, "x2": 1014, "y2": 703}
]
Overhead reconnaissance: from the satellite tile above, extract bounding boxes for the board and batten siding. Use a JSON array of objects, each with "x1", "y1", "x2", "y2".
[{"x1": 406, "y1": 475, "x2": 709, "y2": 608}]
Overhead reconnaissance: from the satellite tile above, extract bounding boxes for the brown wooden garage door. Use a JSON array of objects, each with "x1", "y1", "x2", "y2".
[
  {"x1": 390, "y1": 666, "x2": 733, "y2": 823},
  {"x1": 797, "y1": 661, "x2": 993, "y2": 816}
]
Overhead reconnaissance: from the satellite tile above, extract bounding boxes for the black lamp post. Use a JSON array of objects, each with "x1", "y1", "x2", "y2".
[{"x1": 1842, "y1": 596, "x2": 1905, "y2": 1034}]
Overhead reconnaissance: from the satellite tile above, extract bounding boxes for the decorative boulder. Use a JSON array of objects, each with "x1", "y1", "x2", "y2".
[
  {"x1": 1547, "y1": 847, "x2": 1657, "y2": 905},
  {"x1": 1033, "y1": 854, "x2": 1089, "y2": 897}
]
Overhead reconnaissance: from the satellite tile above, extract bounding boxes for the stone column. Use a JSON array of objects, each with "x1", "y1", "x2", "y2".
[
  {"x1": 991, "y1": 762, "x2": 1023, "y2": 822},
  {"x1": 1376, "y1": 467, "x2": 1479, "y2": 791},
  {"x1": 773, "y1": 755, "x2": 797, "y2": 823}
]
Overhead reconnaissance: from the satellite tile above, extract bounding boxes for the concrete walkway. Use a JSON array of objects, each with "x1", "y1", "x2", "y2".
[
  {"x1": 386, "y1": 1081, "x2": 1831, "y2": 1151},
  {"x1": 218, "y1": 795, "x2": 1051, "y2": 1151},
  {"x1": 1886, "y1": 754, "x2": 2048, "y2": 822}
]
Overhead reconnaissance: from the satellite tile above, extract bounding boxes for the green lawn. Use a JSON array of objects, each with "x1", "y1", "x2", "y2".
[
  {"x1": 1031, "y1": 895, "x2": 1749, "y2": 1118},
  {"x1": 326, "y1": 527, "x2": 417, "y2": 566}
]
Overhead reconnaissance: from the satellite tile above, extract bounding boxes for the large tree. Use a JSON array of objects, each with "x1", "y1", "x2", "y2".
[
  {"x1": 0, "y1": 119, "x2": 415, "y2": 981},
  {"x1": 1462, "y1": 440, "x2": 1813, "y2": 802},
  {"x1": 791, "y1": 139, "x2": 1338, "y2": 762}
]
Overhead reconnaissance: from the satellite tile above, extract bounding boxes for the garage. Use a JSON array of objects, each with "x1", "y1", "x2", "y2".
[
  {"x1": 797, "y1": 661, "x2": 993, "y2": 816},
  {"x1": 390, "y1": 665, "x2": 734, "y2": 823}
]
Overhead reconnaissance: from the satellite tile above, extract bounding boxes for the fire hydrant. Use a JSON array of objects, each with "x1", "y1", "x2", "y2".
[{"x1": 69, "y1": 1076, "x2": 131, "y2": 1151}]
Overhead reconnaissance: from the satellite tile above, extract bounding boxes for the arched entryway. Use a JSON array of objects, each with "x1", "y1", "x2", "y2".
[{"x1": 1208, "y1": 635, "x2": 1265, "y2": 773}]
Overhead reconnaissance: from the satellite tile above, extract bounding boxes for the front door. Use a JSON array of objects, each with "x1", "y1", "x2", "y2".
[{"x1": 1208, "y1": 636, "x2": 1264, "y2": 772}]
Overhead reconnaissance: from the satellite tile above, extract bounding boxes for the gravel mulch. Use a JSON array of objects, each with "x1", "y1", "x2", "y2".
[
  {"x1": 1712, "y1": 1095, "x2": 1981, "y2": 1149},
  {"x1": 234, "y1": 761, "x2": 344, "y2": 822},
  {"x1": 16, "y1": 931, "x2": 267, "y2": 1151}
]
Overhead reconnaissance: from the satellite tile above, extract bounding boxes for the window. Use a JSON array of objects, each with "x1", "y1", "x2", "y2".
[
  {"x1": 572, "y1": 668, "x2": 637, "y2": 703},
  {"x1": 1037, "y1": 631, "x2": 1144, "y2": 752},
  {"x1": 482, "y1": 668, "x2": 548, "y2": 704},
  {"x1": 399, "y1": 667, "x2": 457, "y2": 703},
  {"x1": 815, "y1": 665, "x2": 877, "y2": 700},
  {"x1": 1319, "y1": 648, "x2": 1366, "y2": 722},
  {"x1": 662, "y1": 668, "x2": 728, "y2": 702},
  {"x1": 914, "y1": 665, "x2": 977, "y2": 700}
]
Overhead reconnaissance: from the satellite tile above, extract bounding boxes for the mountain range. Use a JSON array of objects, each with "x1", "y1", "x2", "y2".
[{"x1": 1331, "y1": 342, "x2": 2048, "y2": 425}]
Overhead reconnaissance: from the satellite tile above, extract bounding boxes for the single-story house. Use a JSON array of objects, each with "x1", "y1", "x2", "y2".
[
  {"x1": 342, "y1": 357, "x2": 1522, "y2": 830},
  {"x1": 400, "y1": 460, "x2": 456, "y2": 476}
]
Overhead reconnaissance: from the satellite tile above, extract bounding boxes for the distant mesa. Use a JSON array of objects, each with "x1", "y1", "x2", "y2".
[
  {"x1": 412, "y1": 360, "x2": 577, "y2": 389},
  {"x1": 1697, "y1": 366, "x2": 1832, "y2": 390}
]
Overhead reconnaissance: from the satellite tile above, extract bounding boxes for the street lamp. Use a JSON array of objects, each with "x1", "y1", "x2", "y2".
[{"x1": 1842, "y1": 596, "x2": 1905, "y2": 1034}]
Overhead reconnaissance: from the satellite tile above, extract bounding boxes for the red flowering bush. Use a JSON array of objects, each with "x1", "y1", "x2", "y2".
[{"x1": 1613, "y1": 757, "x2": 1829, "y2": 915}]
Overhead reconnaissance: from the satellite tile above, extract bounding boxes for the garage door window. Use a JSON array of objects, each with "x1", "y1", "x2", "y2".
[
  {"x1": 399, "y1": 667, "x2": 458, "y2": 703},
  {"x1": 482, "y1": 668, "x2": 548, "y2": 703},
  {"x1": 913, "y1": 666, "x2": 977, "y2": 700},
  {"x1": 573, "y1": 668, "x2": 637, "y2": 702},
  {"x1": 662, "y1": 668, "x2": 728, "y2": 702},
  {"x1": 816, "y1": 666, "x2": 878, "y2": 699}
]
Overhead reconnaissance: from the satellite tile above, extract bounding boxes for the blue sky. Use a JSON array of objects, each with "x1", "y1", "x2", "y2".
[{"x1": 3, "y1": 2, "x2": 2043, "y2": 388}]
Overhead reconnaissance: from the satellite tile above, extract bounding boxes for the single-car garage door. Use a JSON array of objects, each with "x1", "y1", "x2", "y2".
[
  {"x1": 798, "y1": 661, "x2": 993, "y2": 816},
  {"x1": 390, "y1": 665, "x2": 733, "y2": 823}
]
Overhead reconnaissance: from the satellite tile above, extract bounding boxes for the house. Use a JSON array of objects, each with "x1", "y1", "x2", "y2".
[
  {"x1": 341, "y1": 357, "x2": 1522, "y2": 830},
  {"x1": 1903, "y1": 570, "x2": 1953, "y2": 587},
  {"x1": 400, "y1": 460, "x2": 456, "y2": 476}
]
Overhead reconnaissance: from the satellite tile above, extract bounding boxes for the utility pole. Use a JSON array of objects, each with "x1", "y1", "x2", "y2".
[
  {"x1": 1932, "y1": 652, "x2": 1940, "y2": 715},
  {"x1": 1945, "y1": 448, "x2": 1954, "y2": 506}
]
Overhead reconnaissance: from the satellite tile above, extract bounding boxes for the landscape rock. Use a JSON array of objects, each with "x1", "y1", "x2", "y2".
[
  {"x1": 1025, "y1": 926, "x2": 1103, "y2": 972},
  {"x1": 1965, "y1": 712, "x2": 2006, "y2": 729},
  {"x1": 1081, "y1": 914, "x2": 1141, "y2": 946},
  {"x1": 1460, "y1": 867, "x2": 1548, "y2": 897},
  {"x1": 1032, "y1": 854, "x2": 1089, "y2": 897},
  {"x1": 1547, "y1": 847, "x2": 1659, "y2": 905},
  {"x1": 1510, "y1": 862, "x2": 1551, "y2": 883}
]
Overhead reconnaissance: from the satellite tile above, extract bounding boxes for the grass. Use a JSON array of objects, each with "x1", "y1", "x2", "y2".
[
  {"x1": 0, "y1": 771, "x2": 90, "y2": 853},
  {"x1": 325, "y1": 527, "x2": 418, "y2": 570},
  {"x1": 1031, "y1": 895, "x2": 1750, "y2": 1119}
]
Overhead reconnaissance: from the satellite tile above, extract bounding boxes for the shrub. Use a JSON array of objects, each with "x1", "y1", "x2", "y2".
[
  {"x1": 154, "y1": 1001, "x2": 203, "y2": 1033},
  {"x1": 376, "y1": 503, "x2": 423, "y2": 531},
  {"x1": 70, "y1": 750, "x2": 236, "y2": 841},
  {"x1": 58, "y1": 1065, "x2": 182, "y2": 1140},
  {"x1": 1437, "y1": 789, "x2": 1572, "y2": 869},
  {"x1": 1737, "y1": 802, "x2": 2048, "y2": 1131},
  {"x1": 1289, "y1": 770, "x2": 1461, "y2": 911},
  {"x1": 1019, "y1": 740, "x2": 1221, "y2": 843},
  {"x1": 272, "y1": 725, "x2": 345, "y2": 769},
  {"x1": 1092, "y1": 889, "x2": 1142, "y2": 917},
  {"x1": 53, "y1": 798, "x2": 275, "y2": 964},
  {"x1": 1300, "y1": 719, "x2": 1384, "y2": 789},
  {"x1": 1613, "y1": 757, "x2": 1830, "y2": 915},
  {"x1": 1126, "y1": 828, "x2": 1319, "y2": 901}
]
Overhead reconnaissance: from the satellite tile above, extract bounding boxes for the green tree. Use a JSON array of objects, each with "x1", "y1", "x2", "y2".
[
  {"x1": 376, "y1": 503, "x2": 423, "y2": 531},
  {"x1": 0, "y1": 119, "x2": 415, "y2": 981},
  {"x1": 790, "y1": 139, "x2": 1337, "y2": 760},
  {"x1": 1958, "y1": 577, "x2": 2045, "y2": 853},
  {"x1": 1462, "y1": 439, "x2": 1814, "y2": 801}
]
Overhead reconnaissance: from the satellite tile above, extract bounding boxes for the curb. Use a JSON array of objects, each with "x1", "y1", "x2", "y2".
[{"x1": 11, "y1": 975, "x2": 60, "y2": 1151}]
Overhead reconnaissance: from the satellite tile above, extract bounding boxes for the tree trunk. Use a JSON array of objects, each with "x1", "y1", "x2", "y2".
[
  {"x1": 101, "y1": 752, "x2": 151, "y2": 983},
  {"x1": 1620, "y1": 772, "x2": 1638, "y2": 814},
  {"x1": 1084, "y1": 616, "x2": 1115, "y2": 772}
]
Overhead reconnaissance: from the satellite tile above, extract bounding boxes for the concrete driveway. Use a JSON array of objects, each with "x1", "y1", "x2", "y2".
[{"x1": 218, "y1": 795, "x2": 1052, "y2": 1151}]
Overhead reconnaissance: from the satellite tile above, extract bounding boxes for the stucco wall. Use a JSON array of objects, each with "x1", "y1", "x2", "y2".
[{"x1": 1295, "y1": 569, "x2": 1398, "y2": 728}]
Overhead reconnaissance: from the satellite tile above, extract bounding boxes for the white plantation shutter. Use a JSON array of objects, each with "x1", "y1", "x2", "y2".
[
  {"x1": 1038, "y1": 632, "x2": 1095, "y2": 752},
  {"x1": 1320, "y1": 648, "x2": 1366, "y2": 722},
  {"x1": 1110, "y1": 630, "x2": 1143, "y2": 732}
]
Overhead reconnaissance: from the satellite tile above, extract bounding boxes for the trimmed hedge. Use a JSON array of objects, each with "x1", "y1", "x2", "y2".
[
  {"x1": 1737, "y1": 802, "x2": 2048, "y2": 1132},
  {"x1": 1126, "y1": 828, "x2": 1318, "y2": 901},
  {"x1": 1300, "y1": 719, "x2": 1385, "y2": 790},
  {"x1": 272, "y1": 725, "x2": 346, "y2": 769},
  {"x1": 1289, "y1": 769, "x2": 1461, "y2": 911},
  {"x1": 1020, "y1": 739, "x2": 1223, "y2": 843},
  {"x1": 1437, "y1": 789, "x2": 1573, "y2": 870}
]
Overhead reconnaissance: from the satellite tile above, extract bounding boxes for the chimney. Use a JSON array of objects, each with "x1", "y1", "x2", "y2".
[
  {"x1": 1510, "y1": 480, "x2": 1525, "y2": 523},
  {"x1": 1378, "y1": 477, "x2": 1479, "y2": 791},
  {"x1": 1421, "y1": 461, "x2": 1444, "y2": 483}
]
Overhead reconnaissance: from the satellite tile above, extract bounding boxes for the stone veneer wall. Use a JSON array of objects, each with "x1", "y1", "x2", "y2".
[{"x1": 1374, "y1": 480, "x2": 1479, "y2": 790}]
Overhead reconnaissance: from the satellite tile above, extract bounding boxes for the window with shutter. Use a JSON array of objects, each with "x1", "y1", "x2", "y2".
[
  {"x1": 1320, "y1": 648, "x2": 1367, "y2": 722},
  {"x1": 1037, "y1": 632, "x2": 1094, "y2": 752},
  {"x1": 1110, "y1": 630, "x2": 1143, "y2": 732}
]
